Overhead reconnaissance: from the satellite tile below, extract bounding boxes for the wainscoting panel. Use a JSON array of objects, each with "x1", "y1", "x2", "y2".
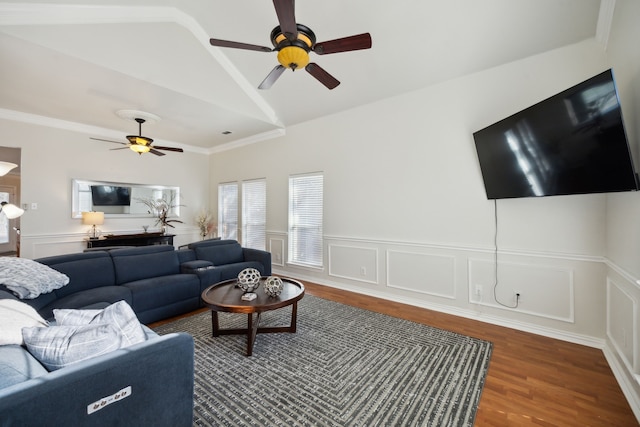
[
  {"x1": 607, "y1": 278, "x2": 637, "y2": 374},
  {"x1": 269, "y1": 238, "x2": 285, "y2": 266},
  {"x1": 328, "y1": 244, "x2": 378, "y2": 284},
  {"x1": 387, "y1": 250, "x2": 456, "y2": 299},
  {"x1": 469, "y1": 258, "x2": 575, "y2": 322}
]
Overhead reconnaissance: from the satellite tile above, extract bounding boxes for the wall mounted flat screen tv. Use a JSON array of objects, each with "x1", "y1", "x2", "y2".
[
  {"x1": 91, "y1": 185, "x2": 131, "y2": 206},
  {"x1": 473, "y1": 69, "x2": 639, "y2": 199}
]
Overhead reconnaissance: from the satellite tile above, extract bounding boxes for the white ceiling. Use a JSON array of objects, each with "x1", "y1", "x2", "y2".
[{"x1": 0, "y1": 0, "x2": 604, "y2": 153}]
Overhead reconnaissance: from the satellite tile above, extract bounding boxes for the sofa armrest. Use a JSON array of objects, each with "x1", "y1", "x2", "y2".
[
  {"x1": 242, "y1": 248, "x2": 272, "y2": 276},
  {"x1": 0, "y1": 332, "x2": 194, "y2": 427}
]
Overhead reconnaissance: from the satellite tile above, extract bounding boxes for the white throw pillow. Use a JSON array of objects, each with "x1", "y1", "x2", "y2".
[
  {"x1": 0, "y1": 299, "x2": 48, "y2": 345},
  {"x1": 53, "y1": 300, "x2": 146, "y2": 346},
  {"x1": 22, "y1": 324, "x2": 122, "y2": 371}
]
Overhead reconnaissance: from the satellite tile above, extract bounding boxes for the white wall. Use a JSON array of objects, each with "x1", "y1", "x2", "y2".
[
  {"x1": 1, "y1": 118, "x2": 210, "y2": 258},
  {"x1": 599, "y1": 0, "x2": 640, "y2": 419},
  {"x1": 211, "y1": 36, "x2": 614, "y2": 343}
]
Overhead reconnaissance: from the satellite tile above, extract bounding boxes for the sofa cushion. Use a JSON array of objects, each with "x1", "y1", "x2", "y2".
[
  {"x1": 110, "y1": 246, "x2": 180, "y2": 284},
  {"x1": 0, "y1": 345, "x2": 48, "y2": 389},
  {"x1": 36, "y1": 286, "x2": 132, "y2": 321},
  {"x1": 35, "y1": 251, "x2": 116, "y2": 298},
  {"x1": 195, "y1": 242, "x2": 243, "y2": 265},
  {"x1": 0, "y1": 257, "x2": 70, "y2": 299},
  {"x1": 0, "y1": 299, "x2": 48, "y2": 345},
  {"x1": 123, "y1": 274, "x2": 200, "y2": 313},
  {"x1": 54, "y1": 301, "x2": 146, "y2": 346}
]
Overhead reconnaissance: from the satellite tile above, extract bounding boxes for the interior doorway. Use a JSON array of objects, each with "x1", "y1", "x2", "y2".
[{"x1": 0, "y1": 147, "x2": 21, "y2": 256}]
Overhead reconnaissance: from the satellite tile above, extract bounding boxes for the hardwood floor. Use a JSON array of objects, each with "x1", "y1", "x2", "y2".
[{"x1": 153, "y1": 280, "x2": 638, "y2": 426}]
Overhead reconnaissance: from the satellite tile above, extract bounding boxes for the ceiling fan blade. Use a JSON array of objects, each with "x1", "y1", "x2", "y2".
[
  {"x1": 313, "y1": 33, "x2": 372, "y2": 55},
  {"x1": 259, "y1": 65, "x2": 286, "y2": 90},
  {"x1": 90, "y1": 137, "x2": 127, "y2": 146},
  {"x1": 153, "y1": 146, "x2": 184, "y2": 153},
  {"x1": 273, "y1": 0, "x2": 297, "y2": 41},
  {"x1": 149, "y1": 149, "x2": 166, "y2": 156},
  {"x1": 209, "y1": 38, "x2": 272, "y2": 52},
  {"x1": 109, "y1": 147, "x2": 130, "y2": 151},
  {"x1": 305, "y1": 63, "x2": 340, "y2": 89}
]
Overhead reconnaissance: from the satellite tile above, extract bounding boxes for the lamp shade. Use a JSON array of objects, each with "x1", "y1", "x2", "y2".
[
  {"x1": 0, "y1": 202, "x2": 24, "y2": 219},
  {"x1": 82, "y1": 211, "x2": 104, "y2": 225},
  {"x1": 0, "y1": 161, "x2": 17, "y2": 176}
]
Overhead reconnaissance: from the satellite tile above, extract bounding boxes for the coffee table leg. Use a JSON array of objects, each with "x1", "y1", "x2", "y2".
[
  {"x1": 246, "y1": 312, "x2": 261, "y2": 356},
  {"x1": 211, "y1": 311, "x2": 220, "y2": 337},
  {"x1": 290, "y1": 302, "x2": 298, "y2": 333}
]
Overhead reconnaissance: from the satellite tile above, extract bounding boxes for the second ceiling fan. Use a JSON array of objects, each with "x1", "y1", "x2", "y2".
[
  {"x1": 209, "y1": 0, "x2": 372, "y2": 90},
  {"x1": 90, "y1": 118, "x2": 183, "y2": 156}
]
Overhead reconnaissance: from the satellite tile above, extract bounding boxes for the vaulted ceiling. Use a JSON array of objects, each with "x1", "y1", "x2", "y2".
[{"x1": 0, "y1": 0, "x2": 605, "y2": 153}]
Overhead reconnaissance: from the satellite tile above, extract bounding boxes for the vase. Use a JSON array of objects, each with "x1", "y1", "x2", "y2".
[{"x1": 161, "y1": 225, "x2": 167, "y2": 235}]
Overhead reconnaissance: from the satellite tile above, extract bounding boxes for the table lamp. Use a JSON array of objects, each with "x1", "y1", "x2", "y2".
[{"x1": 82, "y1": 211, "x2": 104, "y2": 240}]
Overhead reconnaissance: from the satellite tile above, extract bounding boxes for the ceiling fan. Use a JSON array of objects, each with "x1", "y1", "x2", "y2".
[
  {"x1": 209, "y1": 0, "x2": 372, "y2": 90},
  {"x1": 90, "y1": 118, "x2": 183, "y2": 156}
]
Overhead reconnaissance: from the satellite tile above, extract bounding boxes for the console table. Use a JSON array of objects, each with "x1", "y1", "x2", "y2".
[{"x1": 86, "y1": 232, "x2": 175, "y2": 249}]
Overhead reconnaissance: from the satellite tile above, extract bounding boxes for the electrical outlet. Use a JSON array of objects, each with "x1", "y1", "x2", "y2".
[
  {"x1": 514, "y1": 291, "x2": 522, "y2": 303},
  {"x1": 31, "y1": 202, "x2": 38, "y2": 210},
  {"x1": 360, "y1": 267, "x2": 366, "y2": 276},
  {"x1": 474, "y1": 284, "x2": 482, "y2": 297}
]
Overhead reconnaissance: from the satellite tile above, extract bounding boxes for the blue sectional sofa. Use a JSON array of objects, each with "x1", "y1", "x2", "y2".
[
  {"x1": 0, "y1": 323, "x2": 194, "y2": 427},
  {"x1": 6, "y1": 239, "x2": 271, "y2": 324},
  {"x1": 0, "y1": 239, "x2": 271, "y2": 426}
]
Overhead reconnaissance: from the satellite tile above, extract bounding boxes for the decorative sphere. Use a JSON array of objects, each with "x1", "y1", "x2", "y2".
[
  {"x1": 264, "y1": 276, "x2": 283, "y2": 297},
  {"x1": 237, "y1": 268, "x2": 261, "y2": 292}
]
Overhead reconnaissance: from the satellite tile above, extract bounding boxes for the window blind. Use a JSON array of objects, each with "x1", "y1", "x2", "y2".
[
  {"x1": 242, "y1": 179, "x2": 266, "y2": 250},
  {"x1": 288, "y1": 173, "x2": 323, "y2": 267}
]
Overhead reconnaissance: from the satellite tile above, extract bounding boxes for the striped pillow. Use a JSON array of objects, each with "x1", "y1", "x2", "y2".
[
  {"x1": 53, "y1": 301, "x2": 146, "y2": 346},
  {"x1": 22, "y1": 324, "x2": 122, "y2": 371}
]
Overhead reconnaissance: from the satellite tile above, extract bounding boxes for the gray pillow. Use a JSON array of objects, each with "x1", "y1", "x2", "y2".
[
  {"x1": 22, "y1": 324, "x2": 122, "y2": 371},
  {"x1": 53, "y1": 301, "x2": 146, "y2": 346}
]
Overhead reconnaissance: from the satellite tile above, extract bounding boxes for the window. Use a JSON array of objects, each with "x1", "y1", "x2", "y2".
[
  {"x1": 242, "y1": 179, "x2": 266, "y2": 250},
  {"x1": 288, "y1": 173, "x2": 323, "y2": 267},
  {"x1": 218, "y1": 182, "x2": 238, "y2": 240}
]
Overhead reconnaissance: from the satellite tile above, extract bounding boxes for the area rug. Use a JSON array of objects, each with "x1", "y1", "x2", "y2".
[{"x1": 153, "y1": 295, "x2": 492, "y2": 427}]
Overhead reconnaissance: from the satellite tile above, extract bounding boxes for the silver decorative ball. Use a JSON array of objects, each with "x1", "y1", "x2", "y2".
[
  {"x1": 264, "y1": 276, "x2": 283, "y2": 297},
  {"x1": 237, "y1": 268, "x2": 261, "y2": 292}
]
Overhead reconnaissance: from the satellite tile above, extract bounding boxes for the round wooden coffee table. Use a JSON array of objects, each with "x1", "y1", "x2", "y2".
[{"x1": 201, "y1": 277, "x2": 305, "y2": 356}]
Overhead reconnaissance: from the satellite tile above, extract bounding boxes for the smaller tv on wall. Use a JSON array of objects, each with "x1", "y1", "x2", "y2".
[
  {"x1": 91, "y1": 185, "x2": 131, "y2": 206},
  {"x1": 473, "y1": 69, "x2": 639, "y2": 199}
]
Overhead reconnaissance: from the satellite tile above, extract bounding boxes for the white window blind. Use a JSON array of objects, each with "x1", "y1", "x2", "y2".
[
  {"x1": 288, "y1": 173, "x2": 323, "y2": 267},
  {"x1": 242, "y1": 179, "x2": 266, "y2": 250},
  {"x1": 218, "y1": 182, "x2": 238, "y2": 240}
]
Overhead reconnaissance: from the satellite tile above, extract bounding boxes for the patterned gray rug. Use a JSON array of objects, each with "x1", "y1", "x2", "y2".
[{"x1": 153, "y1": 295, "x2": 492, "y2": 427}]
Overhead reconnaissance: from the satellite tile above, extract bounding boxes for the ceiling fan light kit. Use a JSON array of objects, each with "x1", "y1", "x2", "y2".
[
  {"x1": 90, "y1": 114, "x2": 184, "y2": 156},
  {"x1": 209, "y1": 0, "x2": 371, "y2": 90}
]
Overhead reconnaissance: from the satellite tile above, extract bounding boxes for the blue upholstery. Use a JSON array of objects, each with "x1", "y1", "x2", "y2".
[
  {"x1": 36, "y1": 251, "x2": 116, "y2": 298},
  {"x1": 37, "y1": 286, "x2": 132, "y2": 321},
  {"x1": 0, "y1": 332, "x2": 194, "y2": 427},
  {"x1": 109, "y1": 245, "x2": 179, "y2": 284},
  {"x1": 0, "y1": 345, "x2": 47, "y2": 389}
]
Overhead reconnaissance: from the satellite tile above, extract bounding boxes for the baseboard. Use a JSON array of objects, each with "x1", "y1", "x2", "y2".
[{"x1": 603, "y1": 343, "x2": 640, "y2": 421}]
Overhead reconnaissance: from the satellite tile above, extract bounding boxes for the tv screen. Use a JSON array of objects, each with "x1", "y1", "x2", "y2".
[
  {"x1": 91, "y1": 185, "x2": 131, "y2": 206},
  {"x1": 473, "y1": 69, "x2": 638, "y2": 199}
]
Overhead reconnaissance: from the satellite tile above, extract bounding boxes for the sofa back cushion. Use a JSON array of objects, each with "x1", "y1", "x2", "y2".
[
  {"x1": 35, "y1": 252, "x2": 116, "y2": 299},
  {"x1": 110, "y1": 246, "x2": 179, "y2": 284},
  {"x1": 191, "y1": 240, "x2": 244, "y2": 265}
]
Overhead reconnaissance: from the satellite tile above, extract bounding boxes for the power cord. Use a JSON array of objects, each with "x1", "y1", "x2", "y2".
[{"x1": 491, "y1": 199, "x2": 520, "y2": 309}]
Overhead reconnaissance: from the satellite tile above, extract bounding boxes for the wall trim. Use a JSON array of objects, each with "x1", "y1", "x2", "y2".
[{"x1": 275, "y1": 267, "x2": 604, "y2": 349}]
